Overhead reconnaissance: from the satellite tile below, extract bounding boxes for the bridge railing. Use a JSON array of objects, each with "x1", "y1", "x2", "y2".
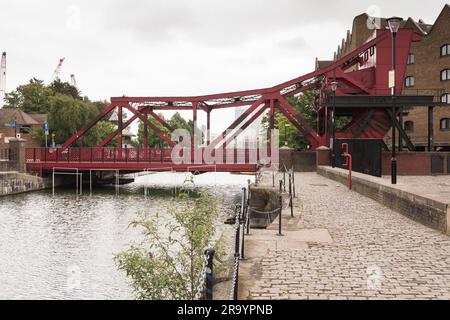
[{"x1": 25, "y1": 147, "x2": 264, "y2": 165}]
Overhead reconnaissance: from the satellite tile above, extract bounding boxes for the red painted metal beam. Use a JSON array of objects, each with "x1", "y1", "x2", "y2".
[
  {"x1": 208, "y1": 96, "x2": 266, "y2": 150},
  {"x1": 97, "y1": 114, "x2": 138, "y2": 147},
  {"x1": 123, "y1": 104, "x2": 176, "y2": 148},
  {"x1": 148, "y1": 110, "x2": 174, "y2": 132},
  {"x1": 276, "y1": 95, "x2": 321, "y2": 147},
  {"x1": 62, "y1": 102, "x2": 118, "y2": 149},
  {"x1": 222, "y1": 103, "x2": 268, "y2": 147}
]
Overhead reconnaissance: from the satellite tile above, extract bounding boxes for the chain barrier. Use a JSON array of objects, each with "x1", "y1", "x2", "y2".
[{"x1": 194, "y1": 249, "x2": 211, "y2": 300}]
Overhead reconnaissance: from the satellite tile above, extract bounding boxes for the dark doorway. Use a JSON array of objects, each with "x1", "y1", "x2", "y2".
[{"x1": 334, "y1": 139, "x2": 383, "y2": 177}]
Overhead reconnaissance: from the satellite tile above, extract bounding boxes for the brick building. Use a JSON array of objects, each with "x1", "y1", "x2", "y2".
[
  {"x1": 0, "y1": 107, "x2": 45, "y2": 148},
  {"x1": 318, "y1": 4, "x2": 450, "y2": 150}
]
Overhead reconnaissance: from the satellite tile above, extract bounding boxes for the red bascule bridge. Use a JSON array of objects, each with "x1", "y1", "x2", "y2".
[{"x1": 26, "y1": 28, "x2": 440, "y2": 176}]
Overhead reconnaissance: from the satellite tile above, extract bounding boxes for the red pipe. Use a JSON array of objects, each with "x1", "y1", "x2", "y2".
[{"x1": 341, "y1": 143, "x2": 352, "y2": 190}]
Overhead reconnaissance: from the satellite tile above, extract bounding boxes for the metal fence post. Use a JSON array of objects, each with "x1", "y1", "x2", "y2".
[
  {"x1": 277, "y1": 194, "x2": 283, "y2": 236},
  {"x1": 292, "y1": 168, "x2": 296, "y2": 198},
  {"x1": 204, "y1": 248, "x2": 215, "y2": 300},
  {"x1": 240, "y1": 188, "x2": 248, "y2": 259}
]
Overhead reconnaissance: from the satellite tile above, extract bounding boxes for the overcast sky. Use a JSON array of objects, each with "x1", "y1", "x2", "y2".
[{"x1": 1, "y1": 0, "x2": 448, "y2": 133}]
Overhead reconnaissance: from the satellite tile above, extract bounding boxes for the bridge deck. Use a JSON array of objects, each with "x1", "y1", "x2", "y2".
[{"x1": 25, "y1": 147, "x2": 261, "y2": 173}]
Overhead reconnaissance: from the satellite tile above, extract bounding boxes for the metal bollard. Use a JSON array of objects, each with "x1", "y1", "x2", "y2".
[
  {"x1": 246, "y1": 179, "x2": 251, "y2": 235},
  {"x1": 204, "y1": 248, "x2": 215, "y2": 300},
  {"x1": 292, "y1": 168, "x2": 296, "y2": 198},
  {"x1": 277, "y1": 195, "x2": 283, "y2": 236}
]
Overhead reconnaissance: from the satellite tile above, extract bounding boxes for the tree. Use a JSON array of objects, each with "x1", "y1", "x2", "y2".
[
  {"x1": 94, "y1": 120, "x2": 117, "y2": 147},
  {"x1": 5, "y1": 78, "x2": 53, "y2": 113},
  {"x1": 49, "y1": 79, "x2": 81, "y2": 100},
  {"x1": 47, "y1": 93, "x2": 100, "y2": 146},
  {"x1": 115, "y1": 178, "x2": 220, "y2": 300},
  {"x1": 169, "y1": 112, "x2": 192, "y2": 132}
]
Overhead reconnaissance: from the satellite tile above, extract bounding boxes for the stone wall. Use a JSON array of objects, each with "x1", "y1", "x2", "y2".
[
  {"x1": 279, "y1": 149, "x2": 316, "y2": 172},
  {"x1": 317, "y1": 166, "x2": 449, "y2": 234},
  {"x1": 0, "y1": 172, "x2": 49, "y2": 196}
]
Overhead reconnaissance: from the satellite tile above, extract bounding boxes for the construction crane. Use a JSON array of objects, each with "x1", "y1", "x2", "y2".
[
  {"x1": 51, "y1": 57, "x2": 65, "y2": 82},
  {"x1": 0, "y1": 52, "x2": 6, "y2": 109},
  {"x1": 70, "y1": 74, "x2": 78, "y2": 89}
]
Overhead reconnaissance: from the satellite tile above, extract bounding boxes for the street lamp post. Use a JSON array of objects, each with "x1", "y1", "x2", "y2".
[
  {"x1": 387, "y1": 16, "x2": 403, "y2": 185},
  {"x1": 330, "y1": 81, "x2": 338, "y2": 168}
]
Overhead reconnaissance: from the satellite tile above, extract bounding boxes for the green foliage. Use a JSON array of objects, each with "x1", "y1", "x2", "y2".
[
  {"x1": 49, "y1": 79, "x2": 81, "y2": 100},
  {"x1": 261, "y1": 91, "x2": 317, "y2": 150},
  {"x1": 30, "y1": 127, "x2": 45, "y2": 144},
  {"x1": 5, "y1": 78, "x2": 53, "y2": 113},
  {"x1": 94, "y1": 120, "x2": 117, "y2": 147},
  {"x1": 47, "y1": 94, "x2": 100, "y2": 146},
  {"x1": 115, "y1": 178, "x2": 220, "y2": 300},
  {"x1": 169, "y1": 112, "x2": 193, "y2": 132},
  {"x1": 137, "y1": 114, "x2": 170, "y2": 148}
]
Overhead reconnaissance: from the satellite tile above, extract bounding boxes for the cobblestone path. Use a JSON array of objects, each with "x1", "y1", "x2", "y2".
[{"x1": 246, "y1": 172, "x2": 450, "y2": 300}]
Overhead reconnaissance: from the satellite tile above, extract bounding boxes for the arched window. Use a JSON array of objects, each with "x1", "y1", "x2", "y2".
[
  {"x1": 441, "y1": 93, "x2": 450, "y2": 104},
  {"x1": 441, "y1": 44, "x2": 450, "y2": 57},
  {"x1": 441, "y1": 69, "x2": 450, "y2": 81},
  {"x1": 407, "y1": 53, "x2": 415, "y2": 65},
  {"x1": 404, "y1": 121, "x2": 414, "y2": 132},
  {"x1": 441, "y1": 118, "x2": 450, "y2": 130},
  {"x1": 404, "y1": 76, "x2": 415, "y2": 88}
]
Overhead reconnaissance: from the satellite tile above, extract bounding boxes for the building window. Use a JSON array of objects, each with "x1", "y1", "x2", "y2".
[
  {"x1": 407, "y1": 53, "x2": 415, "y2": 65},
  {"x1": 441, "y1": 44, "x2": 450, "y2": 57},
  {"x1": 404, "y1": 76, "x2": 415, "y2": 88},
  {"x1": 441, "y1": 93, "x2": 450, "y2": 104},
  {"x1": 404, "y1": 121, "x2": 414, "y2": 132},
  {"x1": 441, "y1": 69, "x2": 450, "y2": 81},
  {"x1": 19, "y1": 126, "x2": 31, "y2": 134},
  {"x1": 441, "y1": 118, "x2": 450, "y2": 130}
]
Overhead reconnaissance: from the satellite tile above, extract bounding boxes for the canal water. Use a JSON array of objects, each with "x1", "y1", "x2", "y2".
[{"x1": 0, "y1": 172, "x2": 252, "y2": 299}]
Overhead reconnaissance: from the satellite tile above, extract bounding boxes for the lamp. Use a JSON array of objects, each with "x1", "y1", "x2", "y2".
[{"x1": 330, "y1": 81, "x2": 338, "y2": 168}]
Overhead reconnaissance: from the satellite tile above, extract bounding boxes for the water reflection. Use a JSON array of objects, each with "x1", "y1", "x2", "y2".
[{"x1": 0, "y1": 172, "x2": 252, "y2": 299}]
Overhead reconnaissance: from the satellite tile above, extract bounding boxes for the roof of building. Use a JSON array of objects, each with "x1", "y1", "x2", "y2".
[
  {"x1": 28, "y1": 113, "x2": 47, "y2": 125},
  {"x1": 0, "y1": 108, "x2": 39, "y2": 126}
]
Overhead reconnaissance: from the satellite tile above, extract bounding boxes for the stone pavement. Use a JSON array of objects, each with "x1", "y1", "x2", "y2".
[{"x1": 239, "y1": 172, "x2": 450, "y2": 300}]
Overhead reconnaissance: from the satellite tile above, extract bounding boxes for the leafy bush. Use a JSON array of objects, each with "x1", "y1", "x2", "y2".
[{"x1": 115, "y1": 178, "x2": 220, "y2": 300}]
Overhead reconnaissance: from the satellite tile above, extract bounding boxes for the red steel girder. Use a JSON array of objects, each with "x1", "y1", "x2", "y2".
[
  {"x1": 62, "y1": 102, "x2": 118, "y2": 149},
  {"x1": 207, "y1": 96, "x2": 266, "y2": 150},
  {"x1": 98, "y1": 114, "x2": 139, "y2": 147},
  {"x1": 148, "y1": 110, "x2": 174, "y2": 132},
  {"x1": 123, "y1": 104, "x2": 176, "y2": 147}
]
